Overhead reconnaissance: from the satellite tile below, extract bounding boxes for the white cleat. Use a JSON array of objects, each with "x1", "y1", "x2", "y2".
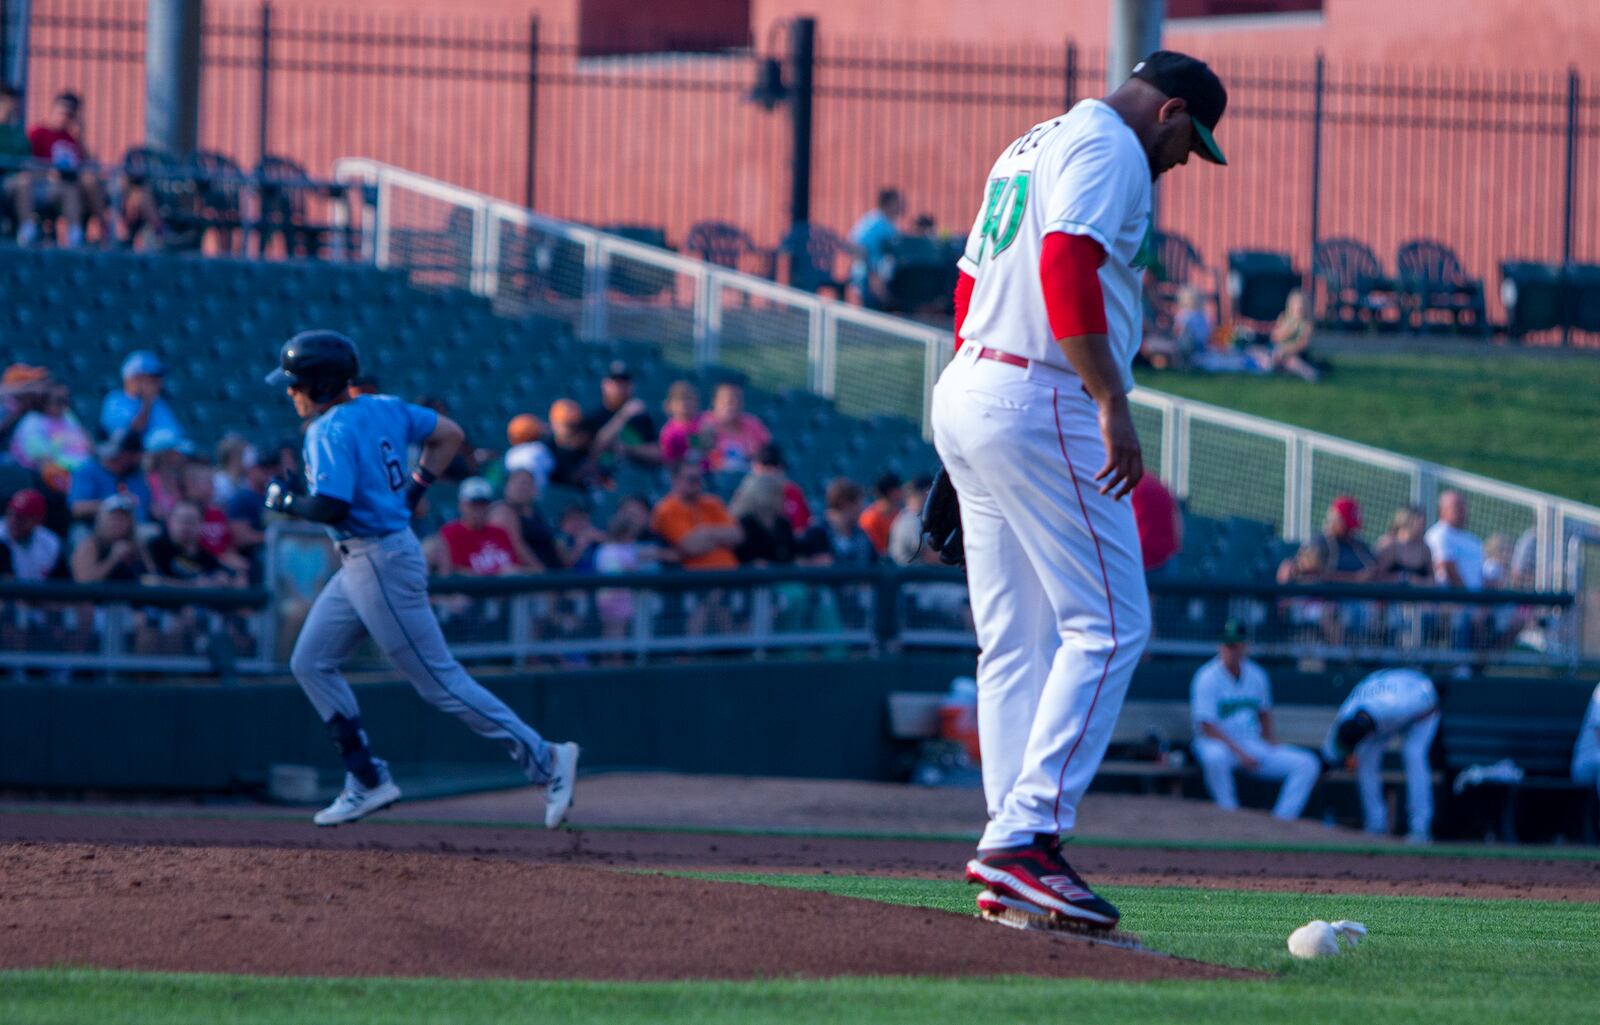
[
  {"x1": 543, "y1": 742, "x2": 580, "y2": 829},
  {"x1": 313, "y1": 773, "x2": 402, "y2": 827}
]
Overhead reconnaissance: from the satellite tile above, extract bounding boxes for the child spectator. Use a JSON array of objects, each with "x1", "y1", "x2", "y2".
[
  {"x1": 650, "y1": 463, "x2": 742, "y2": 570},
  {"x1": 699, "y1": 382, "x2": 770, "y2": 475},
  {"x1": 659, "y1": 381, "x2": 711, "y2": 470},
  {"x1": 428, "y1": 477, "x2": 528, "y2": 577},
  {"x1": 594, "y1": 497, "x2": 662, "y2": 639},
  {"x1": 858, "y1": 472, "x2": 903, "y2": 556},
  {"x1": 799, "y1": 479, "x2": 877, "y2": 565},
  {"x1": 19, "y1": 91, "x2": 110, "y2": 246},
  {"x1": 1252, "y1": 289, "x2": 1319, "y2": 382},
  {"x1": 211, "y1": 433, "x2": 251, "y2": 507},
  {"x1": 557, "y1": 504, "x2": 605, "y2": 573}
]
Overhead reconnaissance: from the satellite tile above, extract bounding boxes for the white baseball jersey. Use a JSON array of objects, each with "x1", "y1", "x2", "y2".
[
  {"x1": 1574, "y1": 682, "x2": 1600, "y2": 775},
  {"x1": 957, "y1": 100, "x2": 1153, "y2": 390},
  {"x1": 1191, "y1": 657, "x2": 1272, "y2": 744},
  {"x1": 1322, "y1": 669, "x2": 1438, "y2": 761}
]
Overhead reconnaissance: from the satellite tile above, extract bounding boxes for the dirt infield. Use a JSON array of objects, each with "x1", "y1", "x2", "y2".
[
  {"x1": 3, "y1": 809, "x2": 1598, "y2": 902},
  {"x1": 0, "y1": 842, "x2": 1245, "y2": 982}
]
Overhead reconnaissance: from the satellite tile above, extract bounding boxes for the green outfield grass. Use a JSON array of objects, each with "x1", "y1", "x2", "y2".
[
  {"x1": 1134, "y1": 350, "x2": 1600, "y2": 505},
  {"x1": 4, "y1": 873, "x2": 1596, "y2": 1025}
]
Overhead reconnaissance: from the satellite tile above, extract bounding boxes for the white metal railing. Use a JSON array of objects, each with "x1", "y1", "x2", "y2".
[{"x1": 332, "y1": 158, "x2": 1600, "y2": 595}]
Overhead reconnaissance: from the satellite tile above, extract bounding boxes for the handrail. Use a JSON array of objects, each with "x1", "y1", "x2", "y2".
[{"x1": 0, "y1": 580, "x2": 272, "y2": 609}]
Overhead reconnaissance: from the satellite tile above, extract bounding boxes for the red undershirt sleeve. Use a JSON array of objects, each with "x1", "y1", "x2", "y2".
[
  {"x1": 952, "y1": 271, "x2": 975, "y2": 351},
  {"x1": 1039, "y1": 231, "x2": 1108, "y2": 340}
]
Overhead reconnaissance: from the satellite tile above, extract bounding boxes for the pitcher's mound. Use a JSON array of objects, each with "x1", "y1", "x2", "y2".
[{"x1": 0, "y1": 843, "x2": 1245, "y2": 982}]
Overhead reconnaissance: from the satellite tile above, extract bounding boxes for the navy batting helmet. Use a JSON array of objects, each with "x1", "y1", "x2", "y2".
[{"x1": 265, "y1": 330, "x2": 360, "y2": 403}]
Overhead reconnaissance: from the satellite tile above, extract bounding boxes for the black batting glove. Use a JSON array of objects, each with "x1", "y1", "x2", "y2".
[{"x1": 264, "y1": 475, "x2": 294, "y2": 513}]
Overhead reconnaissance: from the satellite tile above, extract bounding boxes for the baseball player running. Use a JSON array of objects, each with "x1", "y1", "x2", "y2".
[
  {"x1": 1323, "y1": 668, "x2": 1441, "y2": 842},
  {"x1": 263, "y1": 331, "x2": 579, "y2": 828},
  {"x1": 936, "y1": 51, "x2": 1227, "y2": 931}
]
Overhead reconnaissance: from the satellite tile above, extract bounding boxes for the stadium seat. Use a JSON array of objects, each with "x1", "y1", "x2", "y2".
[{"x1": 1395, "y1": 239, "x2": 1489, "y2": 336}]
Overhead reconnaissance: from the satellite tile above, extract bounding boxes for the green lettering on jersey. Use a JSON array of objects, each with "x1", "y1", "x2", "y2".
[{"x1": 970, "y1": 172, "x2": 1031, "y2": 265}]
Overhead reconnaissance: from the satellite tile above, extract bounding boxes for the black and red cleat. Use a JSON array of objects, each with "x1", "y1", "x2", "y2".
[{"x1": 965, "y1": 833, "x2": 1120, "y2": 929}]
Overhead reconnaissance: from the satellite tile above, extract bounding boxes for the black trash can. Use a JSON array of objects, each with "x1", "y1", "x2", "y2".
[
  {"x1": 1227, "y1": 250, "x2": 1300, "y2": 324},
  {"x1": 1500, "y1": 261, "x2": 1564, "y2": 339}
]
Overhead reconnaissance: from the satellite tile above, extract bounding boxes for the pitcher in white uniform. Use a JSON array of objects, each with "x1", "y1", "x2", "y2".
[
  {"x1": 1190, "y1": 621, "x2": 1322, "y2": 821},
  {"x1": 1323, "y1": 668, "x2": 1441, "y2": 842},
  {"x1": 942, "y1": 51, "x2": 1228, "y2": 931}
]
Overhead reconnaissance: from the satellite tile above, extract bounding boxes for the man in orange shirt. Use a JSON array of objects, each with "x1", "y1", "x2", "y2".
[
  {"x1": 858, "y1": 472, "x2": 904, "y2": 556},
  {"x1": 650, "y1": 463, "x2": 744, "y2": 570}
]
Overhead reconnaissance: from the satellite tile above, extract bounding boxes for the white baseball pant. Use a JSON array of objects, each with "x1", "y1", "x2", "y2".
[
  {"x1": 931, "y1": 343, "x2": 1151, "y2": 850},
  {"x1": 1192, "y1": 737, "x2": 1321, "y2": 820},
  {"x1": 1352, "y1": 712, "x2": 1440, "y2": 837},
  {"x1": 1573, "y1": 753, "x2": 1600, "y2": 798}
]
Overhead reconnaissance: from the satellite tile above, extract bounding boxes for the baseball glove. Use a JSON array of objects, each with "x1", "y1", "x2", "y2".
[{"x1": 920, "y1": 465, "x2": 965, "y2": 567}]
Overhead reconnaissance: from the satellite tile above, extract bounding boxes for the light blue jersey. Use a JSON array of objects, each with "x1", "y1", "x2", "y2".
[{"x1": 303, "y1": 395, "x2": 437, "y2": 538}]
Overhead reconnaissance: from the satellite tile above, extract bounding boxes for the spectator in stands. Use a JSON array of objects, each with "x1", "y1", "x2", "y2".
[
  {"x1": 650, "y1": 463, "x2": 742, "y2": 571},
  {"x1": 100, "y1": 351, "x2": 185, "y2": 446},
  {"x1": 143, "y1": 431, "x2": 193, "y2": 522},
  {"x1": 858, "y1": 472, "x2": 903, "y2": 557},
  {"x1": 700, "y1": 382, "x2": 770, "y2": 475},
  {"x1": 0, "y1": 84, "x2": 33, "y2": 241},
  {"x1": 224, "y1": 443, "x2": 278, "y2": 569},
  {"x1": 888, "y1": 473, "x2": 933, "y2": 566},
  {"x1": 427, "y1": 477, "x2": 529, "y2": 577},
  {"x1": 0, "y1": 363, "x2": 51, "y2": 456},
  {"x1": 1307, "y1": 496, "x2": 1377, "y2": 582},
  {"x1": 488, "y1": 467, "x2": 562, "y2": 572},
  {"x1": 146, "y1": 499, "x2": 243, "y2": 587},
  {"x1": 211, "y1": 433, "x2": 250, "y2": 507},
  {"x1": 584, "y1": 361, "x2": 660, "y2": 468},
  {"x1": 594, "y1": 498, "x2": 663, "y2": 642},
  {"x1": 68, "y1": 428, "x2": 151, "y2": 523},
  {"x1": 1375, "y1": 505, "x2": 1433, "y2": 585},
  {"x1": 181, "y1": 459, "x2": 248, "y2": 576},
  {"x1": 1571, "y1": 681, "x2": 1600, "y2": 805},
  {"x1": 752, "y1": 443, "x2": 811, "y2": 533},
  {"x1": 557, "y1": 504, "x2": 605, "y2": 573},
  {"x1": 848, "y1": 186, "x2": 904, "y2": 309},
  {"x1": 1253, "y1": 289, "x2": 1319, "y2": 382},
  {"x1": 731, "y1": 473, "x2": 798, "y2": 566},
  {"x1": 69, "y1": 493, "x2": 147, "y2": 582},
  {"x1": 1482, "y1": 533, "x2": 1511, "y2": 589},
  {"x1": 1425, "y1": 490, "x2": 1484, "y2": 590},
  {"x1": 19, "y1": 91, "x2": 110, "y2": 247},
  {"x1": 799, "y1": 478, "x2": 878, "y2": 566},
  {"x1": 1189, "y1": 620, "x2": 1322, "y2": 821},
  {"x1": 503, "y1": 414, "x2": 554, "y2": 491},
  {"x1": 1131, "y1": 474, "x2": 1182, "y2": 575},
  {"x1": 659, "y1": 381, "x2": 711, "y2": 470},
  {"x1": 1175, "y1": 286, "x2": 1215, "y2": 361},
  {"x1": 5, "y1": 367, "x2": 90, "y2": 494},
  {"x1": 0, "y1": 489, "x2": 63, "y2": 581},
  {"x1": 547, "y1": 399, "x2": 602, "y2": 489}
]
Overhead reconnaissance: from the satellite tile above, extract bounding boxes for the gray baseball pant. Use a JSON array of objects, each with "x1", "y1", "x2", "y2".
[{"x1": 289, "y1": 529, "x2": 553, "y2": 783}]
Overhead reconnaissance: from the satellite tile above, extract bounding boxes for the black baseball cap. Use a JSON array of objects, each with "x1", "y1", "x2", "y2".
[
  {"x1": 1131, "y1": 50, "x2": 1228, "y2": 165},
  {"x1": 1219, "y1": 619, "x2": 1248, "y2": 645},
  {"x1": 604, "y1": 360, "x2": 632, "y2": 381}
]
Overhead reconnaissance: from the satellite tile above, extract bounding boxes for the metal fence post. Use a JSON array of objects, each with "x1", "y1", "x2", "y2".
[
  {"x1": 786, "y1": 17, "x2": 816, "y2": 233},
  {"x1": 523, "y1": 17, "x2": 539, "y2": 211},
  {"x1": 1307, "y1": 53, "x2": 1325, "y2": 296},
  {"x1": 1562, "y1": 67, "x2": 1579, "y2": 347},
  {"x1": 256, "y1": 2, "x2": 272, "y2": 165},
  {"x1": 1064, "y1": 40, "x2": 1078, "y2": 110}
]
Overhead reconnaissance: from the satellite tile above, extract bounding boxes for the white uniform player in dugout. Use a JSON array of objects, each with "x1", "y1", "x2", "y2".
[
  {"x1": 935, "y1": 51, "x2": 1228, "y2": 931},
  {"x1": 1323, "y1": 668, "x2": 1441, "y2": 843}
]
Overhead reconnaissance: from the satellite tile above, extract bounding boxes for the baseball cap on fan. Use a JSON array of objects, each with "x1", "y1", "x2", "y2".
[{"x1": 1131, "y1": 50, "x2": 1228, "y2": 165}]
